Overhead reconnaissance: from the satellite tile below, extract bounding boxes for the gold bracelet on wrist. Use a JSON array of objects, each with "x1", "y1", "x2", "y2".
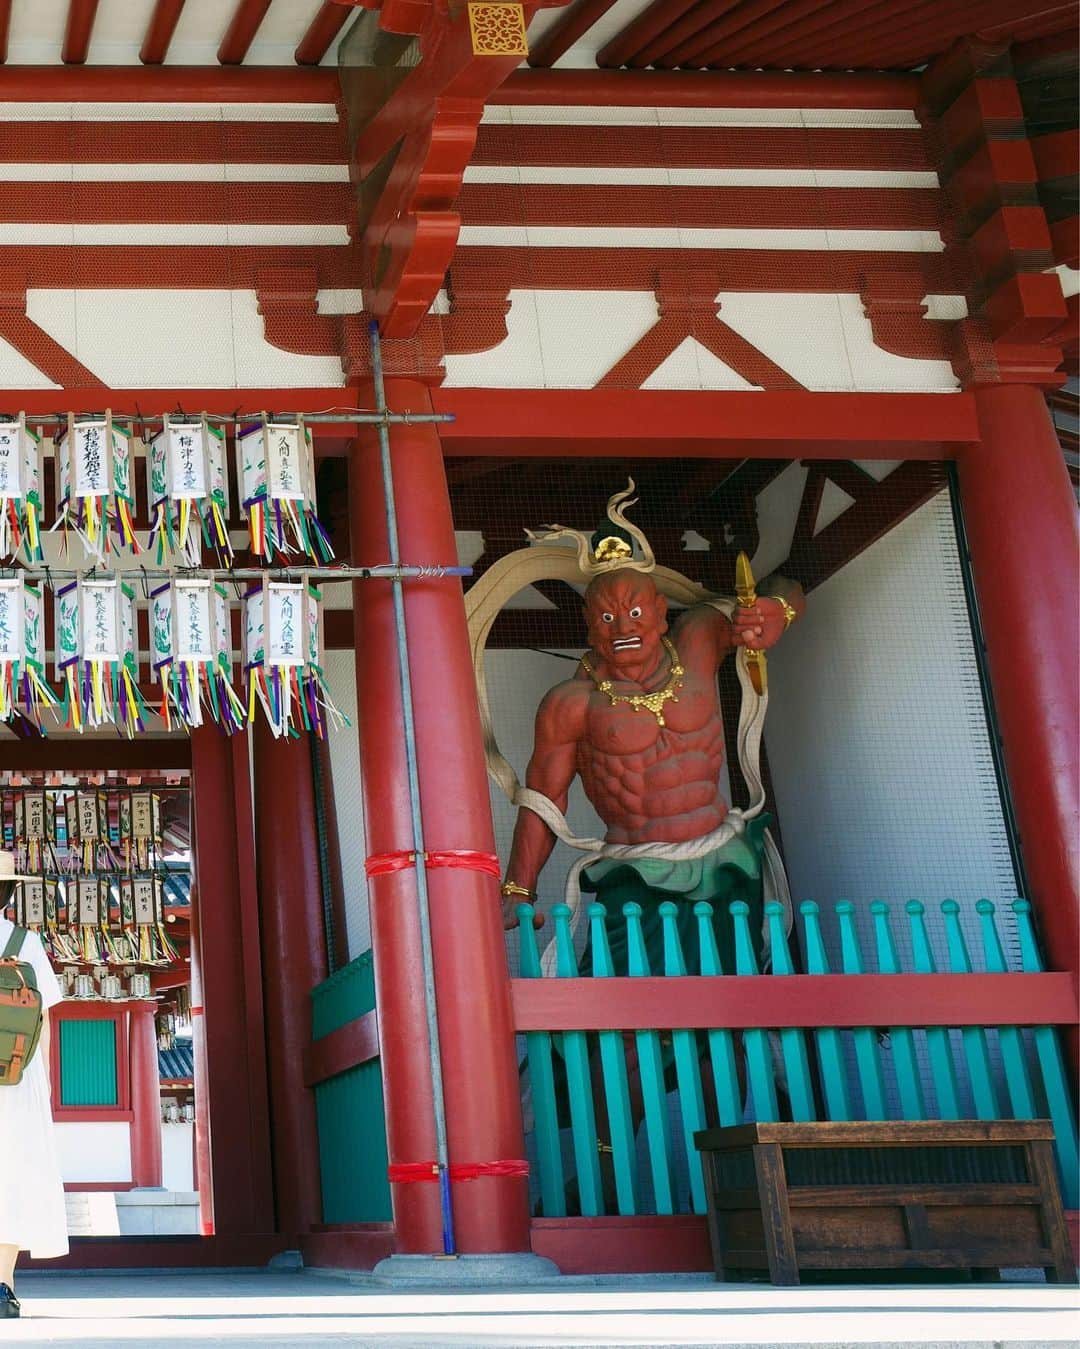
[
  {"x1": 500, "y1": 881, "x2": 534, "y2": 899},
  {"x1": 769, "y1": 595, "x2": 797, "y2": 630}
]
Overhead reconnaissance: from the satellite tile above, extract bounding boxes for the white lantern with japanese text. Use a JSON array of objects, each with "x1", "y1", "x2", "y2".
[
  {"x1": 148, "y1": 414, "x2": 232, "y2": 565},
  {"x1": 151, "y1": 577, "x2": 244, "y2": 732},
  {"x1": 0, "y1": 575, "x2": 57, "y2": 726},
  {"x1": 55, "y1": 576, "x2": 145, "y2": 734},
  {"x1": 237, "y1": 414, "x2": 333, "y2": 563},
  {"x1": 55, "y1": 411, "x2": 139, "y2": 559},
  {"x1": 243, "y1": 578, "x2": 344, "y2": 738},
  {"x1": 0, "y1": 413, "x2": 44, "y2": 561}
]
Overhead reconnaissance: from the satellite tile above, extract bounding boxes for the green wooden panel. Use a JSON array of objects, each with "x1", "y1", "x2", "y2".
[
  {"x1": 311, "y1": 950, "x2": 375, "y2": 1040},
  {"x1": 314, "y1": 1060, "x2": 392, "y2": 1223},
  {"x1": 310, "y1": 949, "x2": 391, "y2": 1223},
  {"x1": 59, "y1": 1018, "x2": 118, "y2": 1107}
]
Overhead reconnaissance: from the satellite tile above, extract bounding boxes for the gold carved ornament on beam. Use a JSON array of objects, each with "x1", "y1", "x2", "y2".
[{"x1": 467, "y1": 2, "x2": 528, "y2": 56}]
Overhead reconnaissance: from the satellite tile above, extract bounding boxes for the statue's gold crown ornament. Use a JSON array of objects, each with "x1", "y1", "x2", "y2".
[{"x1": 524, "y1": 480, "x2": 656, "y2": 577}]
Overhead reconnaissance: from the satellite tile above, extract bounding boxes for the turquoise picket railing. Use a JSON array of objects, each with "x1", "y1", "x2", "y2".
[{"x1": 514, "y1": 897, "x2": 1079, "y2": 1219}]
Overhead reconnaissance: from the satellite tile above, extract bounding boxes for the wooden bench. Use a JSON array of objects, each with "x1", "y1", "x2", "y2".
[{"x1": 694, "y1": 1120, "x2": 1076, "y2": 1285}]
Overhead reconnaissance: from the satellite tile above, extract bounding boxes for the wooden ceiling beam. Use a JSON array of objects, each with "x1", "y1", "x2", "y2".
[
  {"x1": 295, "y1": 1, "x2": 352, "y2": 66},
  {"x1": 62, "y1": 0, "x2": 100, "y2": 65},
  {"x1": 595, "y1": 0, "x2": 698, "y2": 67},
  {"x1": 528, "y1": 0, "x2": 619, "y2": 68},
  {"x1": 140, "y1": 0, "x2": 187, "y2": 65},
  {"x1": 218, "y1": 0, "x2": 273, "y2": 65}
]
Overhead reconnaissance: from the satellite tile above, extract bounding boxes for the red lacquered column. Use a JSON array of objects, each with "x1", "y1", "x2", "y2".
[
  {"x1": 958, "y1": 384, "x2": 1079, "y2": 989},
  {"x1": 129, "y1": 1001, "x2": 163, "y2": 1188},
  {"x1": 190, "y1": 727, "x2": 275, "y2": 1236},
  {"x1": 252, "y1": 720, "x2": 328, "y2": 1239},
  {"x1": 350, "y1": 378, "x2": 529, "y2": 1254}
]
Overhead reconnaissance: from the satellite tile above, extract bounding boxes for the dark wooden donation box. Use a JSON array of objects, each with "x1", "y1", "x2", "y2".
[{"x1": 694, "y1": 1120, "x2": 1076, "y2": 1285}]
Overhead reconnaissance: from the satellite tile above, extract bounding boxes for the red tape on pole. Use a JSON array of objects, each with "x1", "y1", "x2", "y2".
[
  {"x1": 365, "y1": 849, "x2": 501, "y2": 879},
  {"x1": 388, "y1": 1160, "x2": 529, "y2": 1183}
]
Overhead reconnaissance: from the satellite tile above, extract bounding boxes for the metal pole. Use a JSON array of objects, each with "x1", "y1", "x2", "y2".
[
  {"x1": 368, "y1": 320, "x2": 456, "y2": 1256},
  {"x1": 0, "y1": 412, "x2": 453, "y2": 426},
  {"x1": 4, "y1": 565, "x2": 471, "y2": 584}
]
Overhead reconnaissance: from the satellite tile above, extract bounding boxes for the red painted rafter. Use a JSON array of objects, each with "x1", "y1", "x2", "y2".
[
  {"x1": 295, "y1": 2, "x2": 352, "y2": 66},
  {"x1": 218, "y1": 0, "x2": 273, "y2": 65},
  {"x1": 62, "y1": 0, "x2": 100, "y2": 65},
  {"x1": 595, "y1": 0, "x2": 699, "y2": 67},
  {"x1": 632, "y1": 0, "x2": 744, "y2": 69},
  {"x1": 655, "y1": 0, "x2": 788, "y2": 67},
  {"x1": 528, "y1": 0, "x2": 619, "y2": 68},
  {"x1": 140, "y1": 0, "x2": 186, "y2": 65},
  {"x1": 0, "y1": 1, "x2": 11, "y2": 64},
  {"x1": 724, "y1": 0, "x2": 902, "y2": 66}
]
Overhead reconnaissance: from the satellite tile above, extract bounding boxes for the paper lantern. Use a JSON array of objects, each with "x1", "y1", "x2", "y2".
[
  {"x1": 0, "y1": 576, "x2": 58, "y2": 727},
  {"x1": 151, "y1": 577, "x2": 244, "y2": 732},
  {"x1": 0, "y1": 413, "x2": 44, "y2": 562},
  {"x1": 148, "y1": 414, "x2": 232, "y2": 565},
  {"x1": 55, "y1": 411, "x2": 139, "y2": 558},
  {"x1": 10, "y1": 788, "x2": 59, "y2": 873},
  {"x1": 55, "y1": 578, "x2": 146, "y2": 735},
  {"x1": 243, "y1": 578, "x2": 345, "y2": 739},
  {"x1": 118, "y1": 875, "x2": 177, "y2": 965},
  {"x1": 237, "y1": 414, "x2": 333, "y2": 563},
  {"x1": 63, "y1": 789, "x2": 118, "y2": 872},
  {"x1": 117, "y1": 790, "x2": 163, "y2": 872}
]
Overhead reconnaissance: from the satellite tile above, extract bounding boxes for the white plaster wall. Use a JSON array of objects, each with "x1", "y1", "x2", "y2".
[
  {"x1": 161, "y1": 1121, "x2": 194, "y2": 1193},
  {"x1": 323, "y1": 648, "x2": 370, "y2": 961},
  {"x1": 55, "y1": 1121, "x2": 131, "y2": 1184},
  {"x1": 764, "y1": 490, "x2": 1020, "y2": 967}
]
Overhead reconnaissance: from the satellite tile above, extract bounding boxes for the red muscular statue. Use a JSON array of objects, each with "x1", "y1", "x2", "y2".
[{"x1": 502, "y1": 567, "x2": 804, "y2": 972}]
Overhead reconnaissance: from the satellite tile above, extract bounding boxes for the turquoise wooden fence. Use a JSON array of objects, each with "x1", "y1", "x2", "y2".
[{"x1": 514, "y1": 898, "x2": 1079, "y2": 1219}]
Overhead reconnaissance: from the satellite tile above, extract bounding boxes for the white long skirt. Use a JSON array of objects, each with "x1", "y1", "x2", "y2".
[{"x1": 0, "y1": 1052, "x2": 69, "y2": 1257}]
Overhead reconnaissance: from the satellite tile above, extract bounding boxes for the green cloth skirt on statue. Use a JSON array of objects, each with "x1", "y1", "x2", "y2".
[{"x1": 578, "y1": 814, "x2": 771, "y2": 979}]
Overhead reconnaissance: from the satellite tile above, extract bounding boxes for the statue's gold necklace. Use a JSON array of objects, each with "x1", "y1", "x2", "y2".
[{"x1": 579, "y1": 637, "x2": 684, "y2": 728}]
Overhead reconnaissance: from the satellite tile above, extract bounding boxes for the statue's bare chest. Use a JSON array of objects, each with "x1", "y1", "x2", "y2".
[{"x1": 582, "y1": 666, "x2": 719, "y2": 757}]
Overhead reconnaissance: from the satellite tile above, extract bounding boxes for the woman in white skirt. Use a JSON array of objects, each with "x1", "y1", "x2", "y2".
[{"x1": 0, "y1": 851, "x2": 68, "y2": 1319}]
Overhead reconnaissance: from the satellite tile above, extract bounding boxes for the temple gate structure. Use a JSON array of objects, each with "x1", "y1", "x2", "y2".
[{"x1": 0, "y1": 0, "x2": 1074, "y2": 1278}]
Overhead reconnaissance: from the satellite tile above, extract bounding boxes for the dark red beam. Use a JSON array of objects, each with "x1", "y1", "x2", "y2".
[
  {"x1": 458, "y1": 184, "x2": 941, "y2": 232},
  {"x1": 0, "y1": 737, "x2": 191, "y2": 770},
  {"x1": 511, "y1": 972, "x2": 1079, "y2": 1031},
  {"x1": 0, "y1": 65, "x2": 338, "y2": 100},
  {"x1": 495, "y1": 69, "x2": 922, "y2": 107},
  {"x1": 62, "y1": 0, "x2": 100, "y2": 64},
  {"x1": 0, "y1": 0, "x2": 11, "y2": 64},
  {"x1": 528, "y1": 0, "x2": 619, "y2": 68},
  {"x1": 303, "y1": 1010, "x2": 379, "y2": 1086},
  {"x1": 473, "y1": 124, "x2": 933, "y2": 171},
  {"x1": 0, "y1": 120, "x2": 344, "y2": 163},
  {"x1": 0, "y1": 246, "x2": 359, "y2": 289},
  {"x1": 295, "y1": 1, "x2": 352, "y2": 66},
  {"x1": 217, "y1": 0, "x2": 274, "y2": 65},
  {"x1": 140, "y1": 0, "x2": 187, "y2": 65},
  {"x1": 0, "y1": 180, "x2": 348, "y2": 224}
]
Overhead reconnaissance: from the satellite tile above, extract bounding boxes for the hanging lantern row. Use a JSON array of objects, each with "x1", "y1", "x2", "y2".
[
  {"x1": 0, "y1": 412, "x2": 332, "y2": 567},
  {"x1": 4, "y1": 871, "x2": 177, "y2": 967},
  {"x1": 0, "y1": 575, "x2": 345, "y2": 739},
  {"x1": 3, "y1": 787, "x2": 164, "y2": 876}
]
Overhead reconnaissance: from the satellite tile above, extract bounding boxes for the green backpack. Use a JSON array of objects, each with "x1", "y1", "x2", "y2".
[{"x1": 0, "y1": 926, "x2": 44, "y2": 1086}]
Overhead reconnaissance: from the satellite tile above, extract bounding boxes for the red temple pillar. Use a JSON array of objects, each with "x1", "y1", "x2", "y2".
[
  {"x1": 958, "y1": 384, "x2": 1079, "y2": 984},
  {"x1": 190, "y1": 727, "x2": 275, "y2": 1237},
  {"x1": 129, "y1": 1001, "x2": 163, "y2": 1189},
  {"x1": 350, "y1": 378, "x2": 530, "y2": 1256},
  {"x1": 252, "y1": 721, "x2": 328, "y2": 1239},
  {"x1": 187, "y1": 878, "x2": 214, "y2": 1233}
]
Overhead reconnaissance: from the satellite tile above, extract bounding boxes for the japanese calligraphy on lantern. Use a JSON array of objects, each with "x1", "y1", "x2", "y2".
[
  {"x1": 0, "y1": 423, "x2": 20, "y2": 497},
  {"x1": 81, "y1": 582, "x2": 120, "y2": 662},
  {"x1": 133, "y1": 879, "x2": 156, "y2": 925},
  {"x1": 0, "y1": 578, "x2": 22, "y2": 661},
  {"x1": 21, "y1": 879, "x2": 43, "y2": 926},
  {"x1": 266, "y1": 423, "x2": 304, "y2": 500},
  {"x1": 72, "y1": 420, "x2": 110, "y2": 496},
  {"x1": 176, "y1": 581, "x2": 214, "y2": 663},
  {"x1": 267, "y1": 582, "x2": 305, "y2": 666}
]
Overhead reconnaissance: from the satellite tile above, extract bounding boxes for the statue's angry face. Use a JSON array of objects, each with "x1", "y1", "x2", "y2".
[{"x1": 584, "y1": 570, "x2": 668, "y2": 671}]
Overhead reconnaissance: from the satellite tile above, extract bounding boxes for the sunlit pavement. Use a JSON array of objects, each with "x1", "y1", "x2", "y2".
[{"x1": 2, "y1": 1270, "x2": 1077, "y2": 1347}]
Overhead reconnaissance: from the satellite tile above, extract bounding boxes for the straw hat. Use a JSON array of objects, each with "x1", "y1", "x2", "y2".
[{"x1": 0, "y1": 851, "x2": 32, "y2": 882}]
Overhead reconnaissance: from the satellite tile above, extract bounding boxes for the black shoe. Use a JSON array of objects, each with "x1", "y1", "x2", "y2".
[{"x1": 0, "y1": 1283, "x2": 19, "y2": 1318}]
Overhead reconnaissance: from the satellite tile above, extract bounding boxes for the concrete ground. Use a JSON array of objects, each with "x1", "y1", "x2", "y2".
[{"x1": 1, "y1": 1270, "x2": 1077, "y2": 1348}]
